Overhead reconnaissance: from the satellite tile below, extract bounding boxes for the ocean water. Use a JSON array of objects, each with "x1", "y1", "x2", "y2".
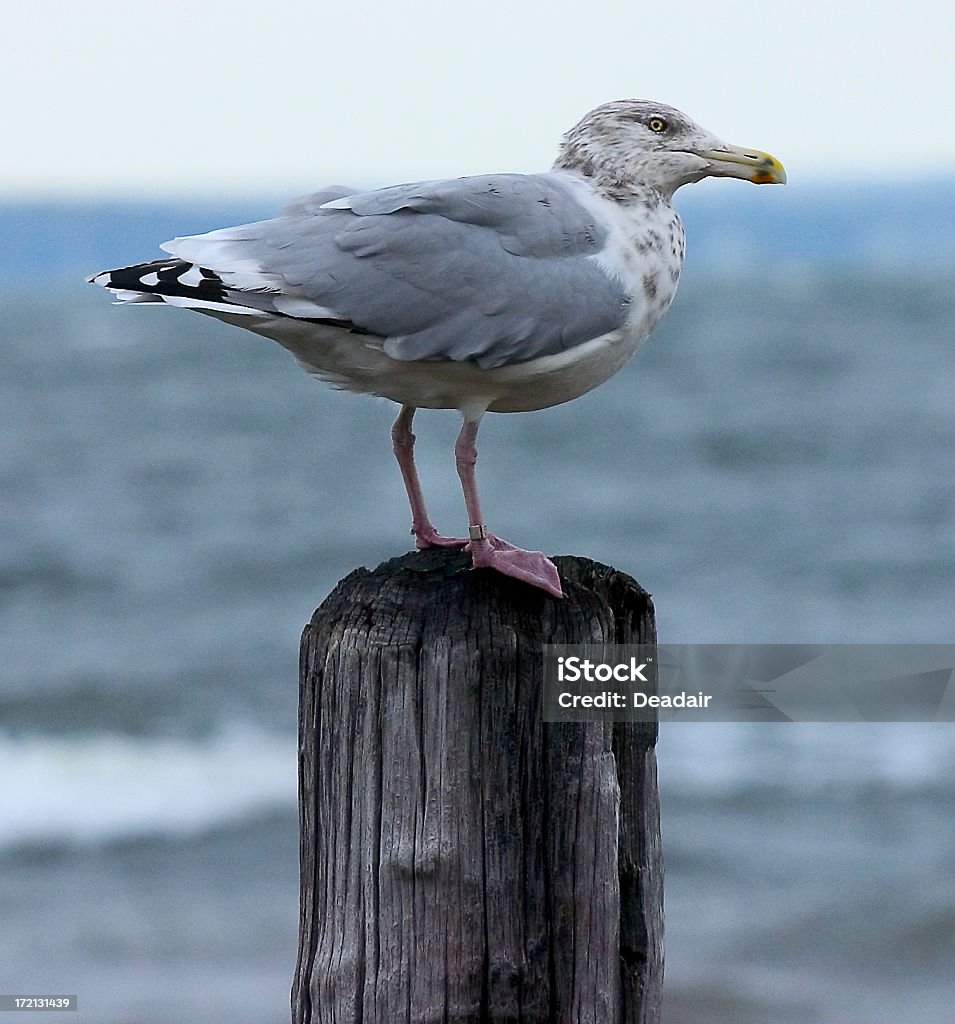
[{"x1": 2, "y1": 187, "x2": 954, "y2": 1023}]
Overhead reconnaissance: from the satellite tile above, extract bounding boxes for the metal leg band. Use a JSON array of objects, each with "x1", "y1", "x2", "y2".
[{"x1": 468, "y1": 524, "x2": 488, "y2": 541}]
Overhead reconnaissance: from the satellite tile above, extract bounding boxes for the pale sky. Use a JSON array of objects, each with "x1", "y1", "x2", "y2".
[{"x1": 5, "y1": 0, "x2": 954, "y2": 197}]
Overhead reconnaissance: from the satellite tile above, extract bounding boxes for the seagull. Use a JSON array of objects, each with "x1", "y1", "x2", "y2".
[{"x1": 90, "y1": 100, "x2": 785, "y2": 599}]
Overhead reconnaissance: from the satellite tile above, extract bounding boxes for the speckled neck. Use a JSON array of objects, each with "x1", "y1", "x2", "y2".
[
  {"x1": 553, "y1": 145, "x2": 661, "y2": 202},
  {"x1": 552, "y1": 154, "x2": 673, "y2": 207}
]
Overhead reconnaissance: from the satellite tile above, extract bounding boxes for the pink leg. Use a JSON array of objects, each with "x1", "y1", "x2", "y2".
[
  {"x1": 391, "y1": 406, "x2": 467, "y2": 549},
  {"x1": 454, "y1": 416, "x2": 563, "y2": 598}
]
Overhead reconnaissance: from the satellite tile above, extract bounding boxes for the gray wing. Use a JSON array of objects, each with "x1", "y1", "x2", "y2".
[
  {"x1": 164, "y1": 174, "x2": 629, "y2": 370},
  {"x1": 278, "y1": 186, "x2": 356, "y2": 216}
]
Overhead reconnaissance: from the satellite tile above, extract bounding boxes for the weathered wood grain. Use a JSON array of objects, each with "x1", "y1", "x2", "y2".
[{"x1": 293, "y1": 549, "x2": 661, "y2": 1024}]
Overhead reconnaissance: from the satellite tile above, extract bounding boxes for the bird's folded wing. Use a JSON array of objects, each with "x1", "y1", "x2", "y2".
[{"x1": 163, "y1": 173, "x2": 629, "y2": 369}]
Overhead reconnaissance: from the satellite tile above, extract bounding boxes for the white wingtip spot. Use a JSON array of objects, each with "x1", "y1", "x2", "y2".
[{"x1": 178, "y1": 265, "x2": 206, "y2": 288}]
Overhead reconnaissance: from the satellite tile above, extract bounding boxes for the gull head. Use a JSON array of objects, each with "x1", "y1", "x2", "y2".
[{"x1": 555, "y1": 99, "x2": 786, "y2": 198}]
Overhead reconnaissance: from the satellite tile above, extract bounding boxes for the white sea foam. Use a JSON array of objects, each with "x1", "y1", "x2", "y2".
[
  {"x1": 0, "y1": 725, "x2": 296, "y2": 849},
  {"x1": 658, "y1": 721, "x2": 955, "y2": 798}
]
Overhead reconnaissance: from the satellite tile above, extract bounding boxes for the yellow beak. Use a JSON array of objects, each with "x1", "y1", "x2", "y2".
[{"x1": 695, "y1": 144, "x2": 787, "y2": 184}]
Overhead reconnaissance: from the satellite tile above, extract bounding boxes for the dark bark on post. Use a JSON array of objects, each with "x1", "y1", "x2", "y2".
[{"x1": 293, "y1": 549, "x2": 661, "y2": 1024}]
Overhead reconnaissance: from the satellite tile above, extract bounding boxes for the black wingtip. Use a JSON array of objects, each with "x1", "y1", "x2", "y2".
[{"x1": 89, "y1": 259, "x2": 228, "y2": 302}]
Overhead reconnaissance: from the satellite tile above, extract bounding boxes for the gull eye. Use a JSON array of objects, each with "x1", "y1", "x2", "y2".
[{"x1": 647, "y1": 116, "x2": 668, "y2": 133}]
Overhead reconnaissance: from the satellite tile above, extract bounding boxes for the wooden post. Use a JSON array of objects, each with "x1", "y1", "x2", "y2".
[{"x1": 293, "y1": 548, "x2": 662, "y2": 1024}]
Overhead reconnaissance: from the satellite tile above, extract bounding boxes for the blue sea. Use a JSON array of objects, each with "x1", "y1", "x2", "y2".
[{"x1": 2, "y1": 183, "x2": 954, "y2": 1023}]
